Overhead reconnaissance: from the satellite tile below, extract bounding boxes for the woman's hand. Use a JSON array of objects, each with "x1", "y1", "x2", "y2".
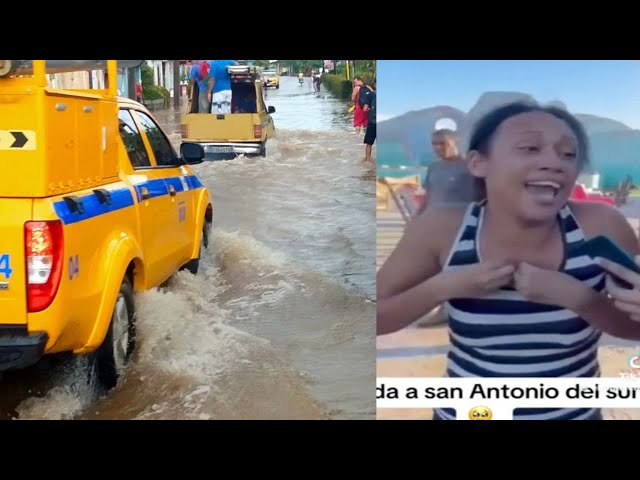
[
  {"x1": 434, "y1": 261, "x2": 515, "y2": 300},
  {"x1": 595, "y1": 256, "x2": 640, "y2": 322},
  {"x1": 514, "y1": 262, "x2": 591, "y2": 309}
]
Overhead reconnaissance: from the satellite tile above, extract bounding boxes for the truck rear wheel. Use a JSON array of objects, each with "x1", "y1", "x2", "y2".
[{"x1": 94, "y1": 276, "x2": 136, "y2": 391}]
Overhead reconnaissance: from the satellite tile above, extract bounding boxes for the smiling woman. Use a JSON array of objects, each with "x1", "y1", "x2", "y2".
[
  {"x1": 376, "y1": 100, "x2": 640, "y2": 421},
  {"x1": 466, "y1": 102, "x2": 590, "y2": 220}
]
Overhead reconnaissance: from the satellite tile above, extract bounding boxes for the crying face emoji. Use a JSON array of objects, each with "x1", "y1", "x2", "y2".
[{"x1": 468, "y1": 406, "x2": 493, "y2": 420}]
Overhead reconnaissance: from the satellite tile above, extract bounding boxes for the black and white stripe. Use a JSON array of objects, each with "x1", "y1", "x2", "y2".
[{"x1": 434, "y1": 201, "x2": 604, "y2": 421}]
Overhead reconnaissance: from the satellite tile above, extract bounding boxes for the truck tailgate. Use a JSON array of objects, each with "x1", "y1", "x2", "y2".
[
  {"x1": 0, "y1": 199, "x2": 32, "y2": 324},
  {"x1": 182, "y1": 113, "x2": 257, "y2": 142}
]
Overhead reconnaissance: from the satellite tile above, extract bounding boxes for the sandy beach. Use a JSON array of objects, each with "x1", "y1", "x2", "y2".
[{"x1": 376, "y1": 199, "x2": 640, "y2": 421}]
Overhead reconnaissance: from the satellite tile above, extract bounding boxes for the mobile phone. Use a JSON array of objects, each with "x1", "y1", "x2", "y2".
[{"x1": 574, "y1": 235, "x2": 640, "y2": 289}]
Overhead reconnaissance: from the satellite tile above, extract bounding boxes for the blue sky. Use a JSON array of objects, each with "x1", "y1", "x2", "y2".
[{"x1": 378, "y1": 60, "x2": 640, "y2": 129}]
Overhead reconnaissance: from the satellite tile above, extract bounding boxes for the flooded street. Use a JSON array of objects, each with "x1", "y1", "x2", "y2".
[
  {"x1": 1, "y1": 75, "x2": 376, "y2": 420},
  {"x1": 262, "y1": 76, "x2": 355, "y2": 131}
]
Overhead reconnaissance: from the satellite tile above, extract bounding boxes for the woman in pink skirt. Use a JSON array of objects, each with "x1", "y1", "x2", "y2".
[{"x1": 351, "y1": 77, "x2": 368, "y2": 134}]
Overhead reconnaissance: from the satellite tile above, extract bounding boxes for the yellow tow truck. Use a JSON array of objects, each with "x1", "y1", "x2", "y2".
[
  {"x1": 181, "y1": 65, "x2": 276, "y2": 159},
  {"x1": 0, "y1": 60, "x2": 213, "y2": 390}
]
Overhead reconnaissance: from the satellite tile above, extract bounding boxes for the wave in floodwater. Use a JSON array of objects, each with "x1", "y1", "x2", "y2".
[{"x1": 8, "y1": 126, "x2": 377, "y2": 420}]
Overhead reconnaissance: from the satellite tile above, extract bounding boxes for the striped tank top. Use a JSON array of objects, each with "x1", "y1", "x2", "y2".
[{"x1": 434, "y1": 200, "x2": 605, "y2": 421}]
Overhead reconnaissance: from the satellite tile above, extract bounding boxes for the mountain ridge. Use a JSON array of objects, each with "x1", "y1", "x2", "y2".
[
  {"x1": 379, "y1": 91, "x2": 634, "y2": 139},
  {"x1": 377, "y1": 91, "x2": 639, "y2": 190}
]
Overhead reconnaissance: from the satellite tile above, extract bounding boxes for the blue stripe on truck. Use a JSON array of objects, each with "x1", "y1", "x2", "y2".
[
  {"x1": 164, "y1": 176, "x2": 186, "y2": 193},
  {"x1": 53, "y1": 175, "x2": 204, "y2": 225},
  {"x1": 186, "y1": 175, "x2": 203, "y2": 189},
  {"x1": 133, "y1": 178, "x2": 169, "y2": 202},
  {"x1": 53, "y1": 187, "x2": 135, "y2": 225}
]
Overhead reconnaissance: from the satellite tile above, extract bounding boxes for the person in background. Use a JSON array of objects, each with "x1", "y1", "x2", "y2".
[
  {"x1": 188, "y1": 60, "x2": 211, "y2": 113},
  {"x1": 313, "y1": 72, "x2": 321, "y2": 92},
  {"x1": 412, "y1": 129, "x2": 480, "y2": 326},
  {"x1": 416, "y1": 129, "x2": 481, "y2": 215},
  {"x1": 208, "y1": 60, "x2": 238, "y2": 114},
  {"x1": 135, "y1": 82, "x2": 143, "y2": 103},
  {"x1": 377, "y1": 102, "x2": 640, "y2": 421},
  {"x1": 361, "y1": 78, "x2": 376, "y2": 162},
  {"x1": 351, "y1": 77, "x2": 368, "y2": 134}
]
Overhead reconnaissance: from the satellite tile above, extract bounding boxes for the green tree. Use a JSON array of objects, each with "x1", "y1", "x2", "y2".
[
  {"x1": 141, "y1": 64, "x2": 154, "y2": 87},
  {"x1": 279, "y1": 60, "x2": 323, "y2": 74},
  {"x1": 335, "y1": 60, "x2": 376, "y2": 79},
  {"x1": 140, "y1": 64, "x2": 169, "y2": 104}
]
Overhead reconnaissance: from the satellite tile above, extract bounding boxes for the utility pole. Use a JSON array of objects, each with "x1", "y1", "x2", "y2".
[{"x1": 173, "y1": 60, "x2": 181, "y2": 108}]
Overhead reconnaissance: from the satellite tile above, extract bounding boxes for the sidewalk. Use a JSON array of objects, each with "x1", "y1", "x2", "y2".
[{"x1": 376, "y1": 204, "x2": 640, "y2": 421}]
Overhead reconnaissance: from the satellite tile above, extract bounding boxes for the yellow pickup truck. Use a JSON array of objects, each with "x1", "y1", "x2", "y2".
[
  {"x1": 0, "y1": 60, "x2": 213, "y2": 390},
  {"x1": 181, "y1": 65, "x2": 276, "y2": 159},
  {"x1": 262, "y1": 69, "x2": 280, "y2": 89}
]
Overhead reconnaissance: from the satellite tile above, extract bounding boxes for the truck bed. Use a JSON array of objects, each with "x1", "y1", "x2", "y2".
[{"x1": 181, "y1": 112, "x2": 258, "y2": 143}]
